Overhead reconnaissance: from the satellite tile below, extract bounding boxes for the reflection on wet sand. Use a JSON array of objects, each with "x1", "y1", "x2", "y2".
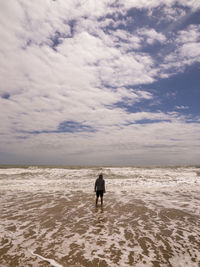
[
  {"x1": 1, "y1": 191, "x2": 200, "y2": 266},
  {"x1": 0, "y1": 167, "x2": 200, "y2": 266}
]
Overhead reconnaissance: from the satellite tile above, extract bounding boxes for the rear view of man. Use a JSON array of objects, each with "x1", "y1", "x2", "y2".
[{"x1": 94, "y1": 174, "x2": 105, "y2": 206}]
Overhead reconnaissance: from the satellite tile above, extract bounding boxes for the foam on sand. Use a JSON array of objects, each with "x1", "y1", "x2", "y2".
[
  {"x1": 30, "y1": 250, "x2": 63, "y2": 267},
  {"x1": 0, "y1": 166, "x2": 200, "y2": 266}
]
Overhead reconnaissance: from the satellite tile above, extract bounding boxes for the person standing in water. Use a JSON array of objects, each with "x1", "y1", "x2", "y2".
[{"x1": 94, "y1": 174, "x2": 105, "y2": 206}]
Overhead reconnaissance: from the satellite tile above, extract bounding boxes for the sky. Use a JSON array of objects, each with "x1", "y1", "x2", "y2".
[{"x1": 0, "y1": 0, "x2": 200, "y2": 166}]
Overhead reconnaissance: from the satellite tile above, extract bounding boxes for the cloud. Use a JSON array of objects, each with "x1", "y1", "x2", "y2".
[
  {"x1": 179, "y1": 42, "x2": 200, "y2": 58},
  {"x1": 110, "y1": 29, "x2": 142, "y2": 50},
  {"x1": 120, "y1": 0, "x2": 200, "y2": 11},
  {"x1": 137, "y1": 28, "x2": 166, "y2": 45},
  {"x1": 176, "y1": 25, "x2": 200, "y2": 43},
  {"x1": 2, "y1": 119, "x2": 200, "y2": 165},
  {"x1": 175, "y1": 105, "x2": 189, "y2": 110},
  {"x1": 159, "y1": 24, "x2": 200, "y2": 76},
  {"x1": 158, "y1": 5, "x2": 187, "y2": 23},
  {"x1": 175, "y1": 25, "x2": 200, "y2": 59},
  {"x1": 0, "y1": 0, "x2": 200, "y2": 165}
]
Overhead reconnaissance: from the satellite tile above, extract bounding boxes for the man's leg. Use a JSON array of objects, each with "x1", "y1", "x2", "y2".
[
  {"x1": 96, "y1": 196, "x2": 99, "y2": 206},
  {"x1": 100, "y1": 196, "x2": 103, "y2": 206},
  {"x1": 100, "y1": 191, "x2": 104, "y2": 206}
]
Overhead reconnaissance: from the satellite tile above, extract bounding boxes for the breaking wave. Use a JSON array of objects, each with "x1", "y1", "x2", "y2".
[{"x1": 0, "y1": 166, "x2": 200, "y2": 266}]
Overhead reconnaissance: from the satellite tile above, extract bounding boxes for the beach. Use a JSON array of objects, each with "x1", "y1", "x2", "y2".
[{"x1": 0, "y1": 167, "x2": 200, "y2": 266}]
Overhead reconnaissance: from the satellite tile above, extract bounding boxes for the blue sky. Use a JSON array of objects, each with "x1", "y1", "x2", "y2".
[{"x1": 0, "y1": 0, "x2": 200, "y2": 166}]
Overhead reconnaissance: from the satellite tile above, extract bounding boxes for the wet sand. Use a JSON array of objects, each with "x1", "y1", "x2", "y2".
[{"x1": 0, "y1": 167, "x2": 200, "y2": 266}]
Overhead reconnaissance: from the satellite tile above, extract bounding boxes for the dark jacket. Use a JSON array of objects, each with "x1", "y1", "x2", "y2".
[{"x1": 94, "y1": 177, "x2": 105, "y2": 192}]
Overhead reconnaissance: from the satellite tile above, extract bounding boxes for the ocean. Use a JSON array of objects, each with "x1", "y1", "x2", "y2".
[{"x1": 0, "y1": 166, "x2": 200, "y2": 266}]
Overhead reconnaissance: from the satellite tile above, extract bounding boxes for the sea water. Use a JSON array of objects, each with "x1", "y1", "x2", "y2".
[{"x1": 0, "y1": 166, "x2": 200, "y2": 266}]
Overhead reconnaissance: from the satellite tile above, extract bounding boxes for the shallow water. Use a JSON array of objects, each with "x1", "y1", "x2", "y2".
[{"x1": 0, "y1": 167, "x2": 200, "y2": 266}]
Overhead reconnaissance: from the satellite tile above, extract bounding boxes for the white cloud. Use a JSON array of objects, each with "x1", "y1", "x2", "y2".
[
  {"x1": 176, "y1": 105, "x2": 189, "y2": 110},
  {"x1": 176, "y1": 25, "x2": 200, "y2": 44},
  {"x1": 0, "y1": 0, "x2": 200, "y2": 165},
  {"x1": 158, "y1": 6, "x2": 187, "y2": 23},
  {"x1": 159, "y1": 24, "x2": 200, "y2": 76},
  {"x1": 1, "y1": 119, "x2": 200, "y2": 165},
  {"x1": 137, "y1": 28, "x2": 166, "y2": 45},
  {"x1": 111, "y1": 29, "x2": 141, "y2": 49},
  {"x1": 179, "y1": 42, "x2": 200, "y2": 58},
  {"x1": 120, "y1": 0, "x2": 200, "y2": 11}
]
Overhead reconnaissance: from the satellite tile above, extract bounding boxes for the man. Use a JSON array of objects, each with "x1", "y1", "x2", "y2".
[{"x1": 94, "y1": 174, "x2": 105, "y2": 206}]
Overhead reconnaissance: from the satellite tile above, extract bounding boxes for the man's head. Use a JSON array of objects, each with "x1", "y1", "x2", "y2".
[{"x1": 99, "y1": 174, "x2": 103, "y2": 179}]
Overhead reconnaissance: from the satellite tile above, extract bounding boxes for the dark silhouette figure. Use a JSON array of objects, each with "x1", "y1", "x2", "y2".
[{"x1": 94, "y1": 174, "x2": 105, "y2": 206}]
